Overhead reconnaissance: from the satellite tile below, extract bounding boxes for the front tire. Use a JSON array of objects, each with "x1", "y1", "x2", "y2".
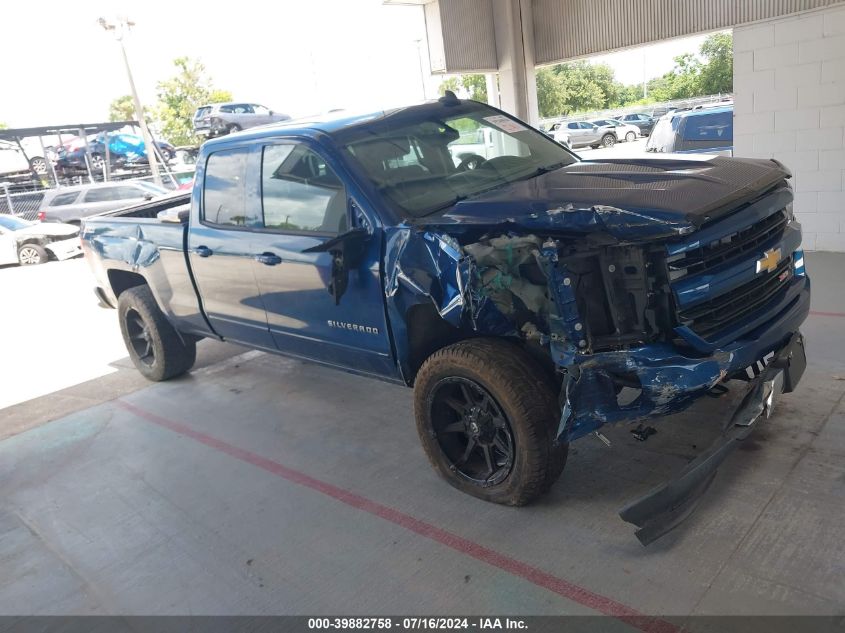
[
  {"x1": 18, "y1": 243, "x2": 49, "y2": 265},
  {"x1": 118, "y1": 285, "x2": 196, "y2": 381},
  {"x1": 414, "y1": 339, "x2": 567, "y2": 506},
  {"x1": 625, "y1": 131, "x2": 636, "y2": 142},
  {"x1": 601, "y1": 133, "x2": 616, "y2": 148}
]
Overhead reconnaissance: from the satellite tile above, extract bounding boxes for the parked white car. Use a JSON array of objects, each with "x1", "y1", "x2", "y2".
[{"x1": 0, "y1": 215, "x2": 82, "y2": 265}]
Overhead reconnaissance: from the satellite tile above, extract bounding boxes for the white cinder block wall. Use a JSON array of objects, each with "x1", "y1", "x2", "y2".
[{"x1": 734, "y1": 4, "x2": 845, "y2": 252}]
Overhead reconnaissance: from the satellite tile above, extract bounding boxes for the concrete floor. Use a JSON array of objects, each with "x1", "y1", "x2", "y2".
[{"x1": 1, "y1": 253, "x2": 844, "y2": 626}]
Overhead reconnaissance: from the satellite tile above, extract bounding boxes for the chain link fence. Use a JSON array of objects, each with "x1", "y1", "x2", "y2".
[{"x1": 0, "y1": 186, "x2": 46, "y2": 221}]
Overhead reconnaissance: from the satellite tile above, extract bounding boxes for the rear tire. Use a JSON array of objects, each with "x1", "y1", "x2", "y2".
[
  {"x1": 118, "y1": 285, "x2": 196, "y2": 381},
  {"x1": 29, "y1": 156, "x2": 48, "y2": 175},
  {"x1": 414, "y1": 338, "x2": 567, "y2": 506},
  {"x1": 228, "y1": 124, "x2": 242, "y2": 134}
]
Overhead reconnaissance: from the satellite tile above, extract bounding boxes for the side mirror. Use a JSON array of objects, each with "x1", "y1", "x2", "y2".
[
  {"x1": 301, "y1": 227, "x2": 369, "y2": 304},
  {"x1": 143, "y1": 193, "x2": 153, "y2": 201},
  {"x1": 592, "y1": 124, "x2": 599, "y2": 129},
  {"x1": 157, "y1": 207, "x2": 189, "y2": 223}
]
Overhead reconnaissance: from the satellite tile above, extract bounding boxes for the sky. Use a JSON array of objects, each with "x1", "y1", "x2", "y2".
[{"x1": 2, "y1": 0, "x2": 709, "y2": 129}]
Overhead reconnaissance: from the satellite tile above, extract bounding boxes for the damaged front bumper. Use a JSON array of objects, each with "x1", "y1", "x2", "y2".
[
  {"x1": 555, "y1": 276, "x2": 811, "y2": 443},
  {"x1": 619, "y1": 330, "x2": 807, "y2": 545},
  {"x1": 46, "y1": 237, "x2": 83, "y2": 261}
]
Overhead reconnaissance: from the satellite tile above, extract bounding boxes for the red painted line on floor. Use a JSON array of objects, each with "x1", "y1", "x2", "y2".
[
  {"x1": 116, "y1": 399, "x2": 679, "y2": 633},
  {"x1": 809, "y1": 310, "x2": 845, "y2": 318}
]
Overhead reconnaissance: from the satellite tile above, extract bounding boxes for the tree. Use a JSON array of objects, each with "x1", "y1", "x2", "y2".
[
  {"x1": 461, "y1": 74, "x2": 488, "y2": 102},
  {"x1": 438, "y1": 76, "x2": 461, "y2": 96},
  {"x1": 109, "y1": 95, "x2": 142, "y2": 122},
  {"x1": 641, "y1": 32, "x2": 733, "y2": 102},
  {"x1": 698, "y1": 32, "x2": 733, "y2": 95},
  {"x1": 154, "y1": 57, "x2": 232, "y2": 146},
  {"x1": 536, "y1": 68, "x2": 568, "y2": 118},
  {"x1": 438, "y1": 74, "x2": 488, "y2": 102}
]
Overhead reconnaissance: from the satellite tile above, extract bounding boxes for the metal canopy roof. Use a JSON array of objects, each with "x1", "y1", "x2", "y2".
[{"x1": 0, "y1": 121, "x2": 138, "y2": 141}]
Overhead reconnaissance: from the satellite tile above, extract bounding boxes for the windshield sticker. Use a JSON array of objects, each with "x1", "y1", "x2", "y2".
[{"x1": 483, "y1": 115, "x2": 528, "y2": 134}]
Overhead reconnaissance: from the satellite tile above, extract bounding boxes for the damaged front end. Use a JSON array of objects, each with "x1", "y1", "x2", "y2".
[{"x1": 386, "y1": 191, "x2": 810, "y2": 543}]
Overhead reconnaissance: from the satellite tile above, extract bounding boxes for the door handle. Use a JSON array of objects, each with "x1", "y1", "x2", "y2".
[
  {"x1": 255, "y1": 252, "x2": 282, "y2": 266},
  {"x1": 194, "y1": 245, "x2": 213, "y2": 257}
]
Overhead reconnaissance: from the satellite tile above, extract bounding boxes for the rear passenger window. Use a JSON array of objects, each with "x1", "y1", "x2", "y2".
[
  {"x1": 682, "y1": 112, "x2": 733, "y2": 141},
  {"x1": 49, "y1": 192, "x2": 80, "y2": 206},
  {"x1": 261, "y1": 144, "x2": 347, "y2": 234},
  {"x1": 114, "y1": 186, "x2": 146, "y2": 200},
  {"x1": 203, "y1": 148, "x2": 258, "y2": 227},
  {"x1": 84, "y1": 188, "x2": 120, "y2": 203}
]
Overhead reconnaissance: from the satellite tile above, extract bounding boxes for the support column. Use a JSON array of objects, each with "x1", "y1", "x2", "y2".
[{"x1": 491, "y1": 0, "x2": 538, "y2": 126}]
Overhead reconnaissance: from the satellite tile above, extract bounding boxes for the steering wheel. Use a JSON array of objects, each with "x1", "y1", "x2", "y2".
[{"x1": 456, "y1": 153, "x2": 487, "y2": 172}]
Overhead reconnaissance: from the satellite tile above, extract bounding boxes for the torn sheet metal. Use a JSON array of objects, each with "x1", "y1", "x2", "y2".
[
  {"x1": 385, "y1": 227, "x2": 470, "y2": 328},
  {"x1": 556, "y1": 347, "x2": 733, "y2": 442}
]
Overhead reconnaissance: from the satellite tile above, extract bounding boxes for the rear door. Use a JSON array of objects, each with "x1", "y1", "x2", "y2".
[
  {"x1": 187, "y1": 145, "x2": 276, "y2": 348},
  {"x1": 251, "y1": 104, "x2": 274, "y2": 126},
  {"x1": 71, "y1": 186, "x2": 149, "y2": 220},
  {"x1": 231, "y1": 104, "x2": 256, "y2": 128},
  {"x1": 248, "y1": 140, "x2": 395, "y2": 378}
]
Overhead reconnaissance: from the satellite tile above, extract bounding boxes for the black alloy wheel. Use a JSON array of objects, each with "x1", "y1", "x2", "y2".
[
  {"x1": 429, "y1": 377, "x2": 515, "y2": 486},
  {"x1": 125, "y1": 308, "x2": 156, "y2": 367}
]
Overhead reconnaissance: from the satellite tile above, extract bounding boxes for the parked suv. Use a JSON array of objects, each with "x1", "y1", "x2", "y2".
[
  {"x1": 37, "y1": 181, "x2": 168, "y2": 224},
  {"x1": 618, "y1": 113, "x2": 656, "y2": 136},
  {"x1": 646, "y1": 105, "x2": 733, "y2": 156},
  {"x1": 193, "y1": 102, "x2": 291, "y2": 138},
  {"x1": 549, "y1": 121, "x2": 617, "y2": 148}
]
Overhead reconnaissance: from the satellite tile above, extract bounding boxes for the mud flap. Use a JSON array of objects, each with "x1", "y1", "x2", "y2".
[{"x1": 619, "y1": 331, "x2": 806, "y2": 546}]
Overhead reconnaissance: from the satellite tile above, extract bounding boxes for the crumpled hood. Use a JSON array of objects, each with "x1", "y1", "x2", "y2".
[
  {"x1": 424, "y1": 155, "x2": 790, "y2": 241},
  {"x1": 15, "y1": 222, "x2": 79, "y2": 238}
]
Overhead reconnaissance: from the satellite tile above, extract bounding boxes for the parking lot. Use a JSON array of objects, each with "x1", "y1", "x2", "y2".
[{"x1": 1, "y1": 254, "x2": 844, "y2": 624}]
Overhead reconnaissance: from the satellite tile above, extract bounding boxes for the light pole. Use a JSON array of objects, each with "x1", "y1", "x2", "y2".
[
  {"x1": 98, "y1": 16, "x2": 162, "y2": 187},
  {"x1": 414, "y1": 39, "x2": 427, "y2": 100}
]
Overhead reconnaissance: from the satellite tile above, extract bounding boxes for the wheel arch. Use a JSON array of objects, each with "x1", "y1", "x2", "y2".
[
  {"x1": 402, "y1": 303, "x2": 559, "y2": 390},
  {"x1": 107, "y1": 269, "x2": 148, "y2": 299},
  {"x1": 404, "y1": 303, "x2": 465, "y2": 385}
]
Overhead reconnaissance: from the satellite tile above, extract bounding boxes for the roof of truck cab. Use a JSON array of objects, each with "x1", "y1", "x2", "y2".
[
  {"x1": 672, "y1": 104, "x2": 734, "y2": 119},
  {"x1": 200, "y1": 99, "x2": 485, "y2": 148}
]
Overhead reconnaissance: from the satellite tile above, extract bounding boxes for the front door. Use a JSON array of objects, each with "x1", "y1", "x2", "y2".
[
  {"x1": 249, "y1": 141, "x2": 396, "y2": 379},
  {"x1": 187, "y1": 145, "x2": 275, "y2": 349}
]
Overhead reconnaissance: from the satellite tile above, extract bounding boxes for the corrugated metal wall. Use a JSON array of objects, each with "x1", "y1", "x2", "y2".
[
  {"x1": 438, "y1": 0, "x2": 499, "y2": 71},
  {"x1": 532, "y1": 0, "x2": 845, "y2": 65}
]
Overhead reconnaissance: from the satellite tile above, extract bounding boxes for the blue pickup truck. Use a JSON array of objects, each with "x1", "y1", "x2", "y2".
[{"x1": 81, "y1": 94, "x2": 809, "y2": 544}]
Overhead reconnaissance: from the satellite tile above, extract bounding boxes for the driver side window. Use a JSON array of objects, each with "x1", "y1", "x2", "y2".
[{"x1": 260, "y1": 144, "x2": 348, "y2": 235}]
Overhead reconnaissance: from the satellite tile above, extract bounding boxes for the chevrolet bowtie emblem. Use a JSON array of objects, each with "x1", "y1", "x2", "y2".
[{"x1": 756, "y1": 248, "x2": 782, "y2": 274}]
